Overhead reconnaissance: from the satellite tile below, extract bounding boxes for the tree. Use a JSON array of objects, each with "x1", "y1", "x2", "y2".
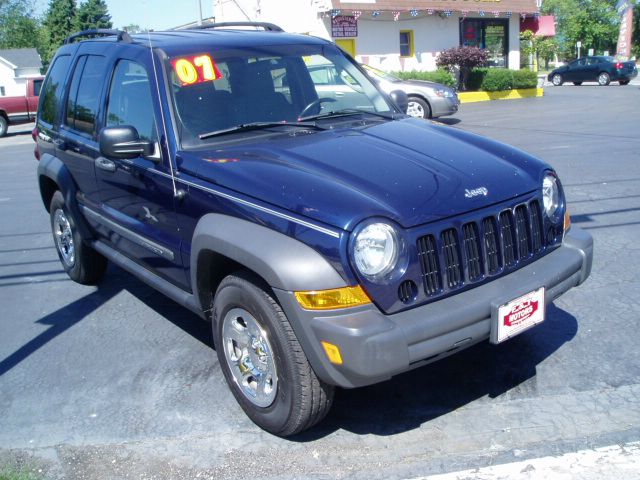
[
  {"x1": 0, "y1": 0, "x2": 42, "y2": 49},
  {"x1": 121, "y1": 23, "x2": 148, "y2": 34},
  {"x1": 42, "y1": 0, "x2": 76, "y2": 63},
  {"x1": 542, "y1": 0, "x2": 619, "y2": 60},
  {"x1": 75, "y1": 0, "x2": 112, "y2": 31}
]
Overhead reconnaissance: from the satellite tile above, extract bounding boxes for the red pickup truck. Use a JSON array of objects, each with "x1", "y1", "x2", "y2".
[{"x1": 0, "y1": 76, "x2": 44, "y2": 137}]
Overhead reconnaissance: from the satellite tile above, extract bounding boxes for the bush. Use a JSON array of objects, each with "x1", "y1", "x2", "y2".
[
  {"x1": 392, "y1": 69, "x2": 456, "y2": 88},
  {"x1": 512, "y1": 69, "x2": 538, "y2": 89},
  {"x1": 466, "y1": 67, "x2": 488, "y2": 91},
  {"x1": 435, "y1": 46, "x2": 489, "y2": 90},
  {"x1": 480, "y1": 68, "x2": 514, "y2": 91}
]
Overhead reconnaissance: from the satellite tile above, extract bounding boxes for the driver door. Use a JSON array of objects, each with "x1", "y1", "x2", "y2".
[{"x1": 93, "y1": 56, "x2": 188, "y2": 289}]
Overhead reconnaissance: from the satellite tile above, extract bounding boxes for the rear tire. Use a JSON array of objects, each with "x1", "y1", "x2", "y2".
[
  {"x1": 407, "y1": 96, "x2": 431, "y2": 119},
  {"x1": 552, "y1": 74, "x2": 563, "y2": 86},
  {"x1": 598, "y1": 72, "x2": 611, "y2": 86},
  {"x1": 212, "y1": 272, "x2": 334, "y2": 437},
  {"x1": 619, "y1": 80, "x2": 630, "y2": 86},
  {"x1": 0, "y1": 115, "x2": 8, "y2": 138},
  {"x1": 49, "y1": 191, "x2": 107, "y2": 284},
  {"x1": 572, "y1": 82, "x2": 582, "y2": 86}
]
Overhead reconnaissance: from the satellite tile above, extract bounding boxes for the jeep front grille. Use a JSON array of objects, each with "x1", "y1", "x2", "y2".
[{"x1": 417, "y1": 200, "x2": 545, "y2": 297}]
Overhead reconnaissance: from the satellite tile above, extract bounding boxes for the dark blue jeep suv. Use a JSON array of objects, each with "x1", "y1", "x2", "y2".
[{"x1": 35, "y1": 24, "x2": 593, "y2": 436}]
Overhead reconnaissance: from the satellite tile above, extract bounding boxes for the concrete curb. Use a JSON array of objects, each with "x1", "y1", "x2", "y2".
[{"x1": 458, "y1": 87, "x2": 544, "y2": 104}]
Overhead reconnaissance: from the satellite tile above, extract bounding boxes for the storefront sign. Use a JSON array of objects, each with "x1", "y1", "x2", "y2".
[{"x1": 332, "y1": 16, "x2": 358, "y2": 38}]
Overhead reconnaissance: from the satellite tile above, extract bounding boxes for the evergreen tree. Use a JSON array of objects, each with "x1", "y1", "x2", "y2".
[
  {"x1": 42, "y1": 0, "x2": 76, "y2": 62},
  {"x1": 0, "y1": 0, "x2": 42, "y2": 50},
  {"x1": 75, "y1": 0, "x2": 112, "y2": 31}
]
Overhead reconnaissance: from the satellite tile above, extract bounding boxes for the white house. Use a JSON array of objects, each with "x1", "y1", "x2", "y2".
[
  {"x1": 0, "y1": 48, "x2": 43, "y2": 97},
  {"x1": 212, "y1": 0, "x2": 541, "y2": 71}
]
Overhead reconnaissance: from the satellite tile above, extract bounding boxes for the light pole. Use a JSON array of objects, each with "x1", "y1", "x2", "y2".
[{"x1": 197, "y1": 0, "x2": 203, "y2": 26}]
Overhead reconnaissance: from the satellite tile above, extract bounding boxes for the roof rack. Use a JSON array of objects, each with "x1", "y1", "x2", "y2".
[
  {"x1": 63, "y1": 29, "x2": 133, "y2": 45},
  {"x1": 193, "y1": 22, "x2": 284, "y2": 32}
]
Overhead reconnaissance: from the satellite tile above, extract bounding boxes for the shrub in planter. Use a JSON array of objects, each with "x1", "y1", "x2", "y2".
[
  {"x1": 512, "y1": 69, "x2": 538, "y2": 89},
  {"x1": 435, "y1": 46, "x2": 489, "y2": 90},
  {"x1": 466, "y1": 68, "x2": 488, "y2": 91},
  {"x1": 392, "y1": 69, "x2": 456, "y2": 88},
  {"x1": 481, "y1": 68, "x2": 514, "y2": 91}
]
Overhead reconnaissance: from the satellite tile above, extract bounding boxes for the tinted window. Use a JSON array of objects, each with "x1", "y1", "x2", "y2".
[
  {"x1": 106, "y1": 60, "x2": 158, "y2": 142},
  {"x1": 39, "y1": 55, "x2": 71, "y2": 125},
  {"x1": 65, "y1": 55, "x2": 106, "y2": 135},
  {"x1": 33, "y1": 79, "x2": 43, "y2": 96}
]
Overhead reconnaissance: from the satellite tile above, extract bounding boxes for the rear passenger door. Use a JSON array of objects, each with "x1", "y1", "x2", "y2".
[
  {"x1": 93, "y1": 56, "x2": 188, "y2": 289},
  {"x1": 57, "y1": 54, "x2": 107, "y2": 206}
]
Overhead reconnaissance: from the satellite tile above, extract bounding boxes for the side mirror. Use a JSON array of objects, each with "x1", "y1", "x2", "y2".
[
  {"x1": 389, "y1": 89, "x2": 409, "y2": 114},
  {"x1": 99, "y1": 125, "x2": 155, "y2": 160}
]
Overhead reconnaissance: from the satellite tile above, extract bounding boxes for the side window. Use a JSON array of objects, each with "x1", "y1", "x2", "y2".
[
  {"x1": 106, "y1": 60, "x2": 158, "y2": 142},
  {"x1": 39, "y1": 54, "x2": 71, "y2": 125},
  {"x1": 65, "y1": 55, "x2": 107, "y2": 135},
  {"x1": 33, "y1": 79, "x2": 43, "y2": 96}
]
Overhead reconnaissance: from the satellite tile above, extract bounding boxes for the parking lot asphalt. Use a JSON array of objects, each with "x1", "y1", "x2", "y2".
[{"x1": 1, "y1": 83, "x2": 639, "y2": 479}]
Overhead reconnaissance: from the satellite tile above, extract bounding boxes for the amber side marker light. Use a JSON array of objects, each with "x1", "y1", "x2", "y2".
[
  {"x1": 564, "y1": 210, "x2": 571, "y2": 232},
  {"x1": 294, "y1": 285, "x2": 371, "y2": 310},
  {"x1": 321, "y1": 341, "x2": 343, "y2": 365}
]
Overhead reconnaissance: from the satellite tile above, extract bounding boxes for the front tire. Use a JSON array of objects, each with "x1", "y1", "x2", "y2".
[
  {"x1": 598, "y1": 72, "x2": 611, "y2": 86},
  {"x1": 0, "y1": 115, "x2": 8, "y2": 138},
  {"x1": 212, "y1": 272, "x2": 334, "y2": 437},
  {"x1": 49, "y1": 191, "x2": 107, "y2": 284},
  {"x1": 573, "y1": 82, "x2": 582, "y2": 86},
  {"x1": 406, "y1": 96, "x2": 431, "y2": 119},
  {"x1": 552, "y1": 74, "x2": 563, "y2": 86}
]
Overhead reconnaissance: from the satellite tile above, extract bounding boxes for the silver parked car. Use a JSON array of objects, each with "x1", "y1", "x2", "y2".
[{"x1": 362, "y1": 65, "x2": 460, "y2": 119}]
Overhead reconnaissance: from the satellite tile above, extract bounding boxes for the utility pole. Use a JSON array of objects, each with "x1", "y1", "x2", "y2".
[{"x1": 197, "y1": 0, "x2": 203, "y2": 26}]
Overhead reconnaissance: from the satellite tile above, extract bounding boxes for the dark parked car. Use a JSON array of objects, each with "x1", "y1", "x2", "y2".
[
  {"x1": 36, "y1": 25, "x2": 592, "y2": 436},
  {"x1": 548, "y1": 56, "x2": 638, "y2": 86}
]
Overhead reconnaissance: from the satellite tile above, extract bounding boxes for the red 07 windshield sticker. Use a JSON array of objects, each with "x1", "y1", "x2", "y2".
[{"x1": 171, "y1": 54, "x2": 223, "y2": 85}]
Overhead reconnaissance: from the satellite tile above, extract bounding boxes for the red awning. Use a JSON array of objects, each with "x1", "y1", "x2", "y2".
[{"x1": 520, "y1": 15, "x2": 556, "y2": 36}]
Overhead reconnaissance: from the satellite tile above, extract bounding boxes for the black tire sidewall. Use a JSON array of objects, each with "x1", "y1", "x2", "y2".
[
  {"x1": 0, "y1": 116, "x2": 7, "y2": 137},
  {"x1": 212, "y1": 277, "x2": 300, "y2": 435}
]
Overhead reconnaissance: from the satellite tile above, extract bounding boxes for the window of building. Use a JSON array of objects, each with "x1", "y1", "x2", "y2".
[
  {"x1": 0, "y1": 86, "x2": 5, "y2": 96},
  {"x1": 65, "y1": 55, "x2": 107, "y2": 135},
  {"x1": 400, "y1": 30, "x2": 414, "y2": 57},
  {"x1": 460, "y1": 19, "x2": 508, "y2": 67},
  {"x1": 106, "y1": 60, "x2": 158, "y2": 142}
]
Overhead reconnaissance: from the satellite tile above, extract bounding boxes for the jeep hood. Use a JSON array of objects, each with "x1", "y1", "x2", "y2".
[{"x1": 184, "y1": 118, "x2": 547, "y2": 231}]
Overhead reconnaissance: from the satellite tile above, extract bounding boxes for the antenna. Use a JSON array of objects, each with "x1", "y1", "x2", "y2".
[{"x1": 143, "y1": 2, "x2": 180, "y2": 198}]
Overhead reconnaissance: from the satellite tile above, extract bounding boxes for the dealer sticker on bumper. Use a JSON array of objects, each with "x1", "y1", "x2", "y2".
[{"x1": 492, "y1": 287, "x2": 545, "y2": 344}]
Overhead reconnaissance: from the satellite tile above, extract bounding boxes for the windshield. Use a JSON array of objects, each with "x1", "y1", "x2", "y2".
[
  {"x1": 166, "y1": 44, "x2": 393, "y2": 147},
  {"x1": 362, "y1": 64, "x2": 402, "y2": 83}
]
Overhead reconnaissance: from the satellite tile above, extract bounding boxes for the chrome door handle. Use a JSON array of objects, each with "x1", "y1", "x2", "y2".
[{"x1": 95, "y1": 157, "x2": 116, "y2": 173}]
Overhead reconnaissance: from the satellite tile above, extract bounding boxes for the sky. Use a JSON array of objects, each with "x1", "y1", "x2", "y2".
[
  {"x1": 35, "y1": 0, "x2": 215, "y2": 31},
  {"x1": 105, "y1": 0, "x2": 215, "y2": 30}
]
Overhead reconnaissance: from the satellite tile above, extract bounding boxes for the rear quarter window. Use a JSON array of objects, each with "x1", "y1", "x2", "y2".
[{"x1": 39, "y1": 55, "x2": 72, "y2": 126}]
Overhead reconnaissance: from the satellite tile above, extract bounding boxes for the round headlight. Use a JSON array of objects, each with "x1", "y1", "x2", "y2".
[
  {"x1": 352, "y1": 223, "x2": 399, "y2": 279},
  {"x1": 542, "y1": 174, "x2": 560, "y2": 220}
]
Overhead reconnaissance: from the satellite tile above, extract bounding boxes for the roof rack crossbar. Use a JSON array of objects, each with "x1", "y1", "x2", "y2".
[
  {"x1": 63, "y1": 29, "x2": 133, "y2": 45},
  {"x1": 193, "y1": 22, "x2": 284, "y2": 32}
]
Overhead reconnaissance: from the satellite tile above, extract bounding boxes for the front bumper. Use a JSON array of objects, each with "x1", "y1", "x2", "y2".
[
  {"x1": 431, "y1": 95, "x2": 460, "y2": 117},
  {"x1": 275, "y1": 227, "x2": 593, "y2": 389}
]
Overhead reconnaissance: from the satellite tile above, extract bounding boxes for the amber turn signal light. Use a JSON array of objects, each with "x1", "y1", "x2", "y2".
[{"x1": 294, "y1": 285, "x2": 371, "y2": 310}]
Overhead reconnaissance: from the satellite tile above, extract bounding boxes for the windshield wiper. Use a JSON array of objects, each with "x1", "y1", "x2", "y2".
[
  {"x1": 199, "y1": 121, "x2": 325, "y2": 140},
  {"x1": 298, "y1": 108, "x2": 399, "y2": 122}
]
